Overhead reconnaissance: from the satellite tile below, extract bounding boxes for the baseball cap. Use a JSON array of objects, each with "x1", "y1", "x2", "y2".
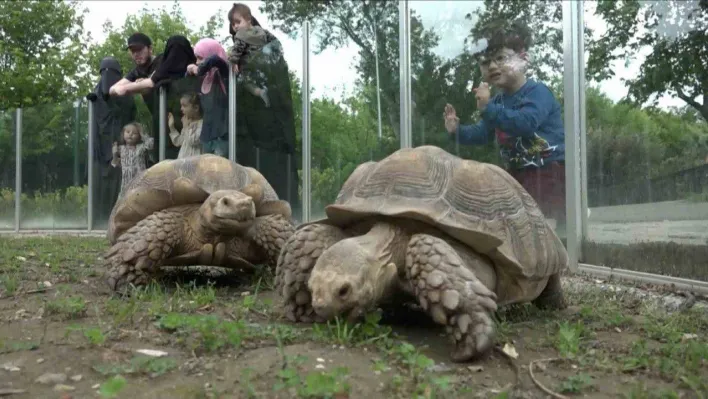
[{"x1": 126, "y1": 32, "x2": 152, "y2": 50}]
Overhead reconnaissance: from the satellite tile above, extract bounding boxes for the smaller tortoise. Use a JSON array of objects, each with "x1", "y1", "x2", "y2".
[
  {"x1": 104, "y1": 154, "x2": 295, "y2": 292},
  {"x1": 275, "y1": 145, "x2": 568, "y2": 362}
]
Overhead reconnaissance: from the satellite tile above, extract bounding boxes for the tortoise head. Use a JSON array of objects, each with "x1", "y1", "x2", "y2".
[
  {"x1": 199, "y1": 190, "x2": 256, "y2": 234},
  {"x1": 308, "y1": 236, "x2": 398, "y2": 322}
]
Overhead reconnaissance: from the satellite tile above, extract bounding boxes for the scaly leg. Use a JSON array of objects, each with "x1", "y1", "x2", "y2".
[
  {"x1": 103, "y1": 209, "x2": 185, "y2": 293},
  {"x1": 532, "y1": 273, "x2": 567, "y2": 310},
  {"x1": 274, "y1": 223, "x2": 349, "y2": 323},
  {"x1": 247, "y1": 214, "x2": 295, "y2": 269},
  {"x1": 405, "y1": 234, "x2": 499, "y2": 362}
]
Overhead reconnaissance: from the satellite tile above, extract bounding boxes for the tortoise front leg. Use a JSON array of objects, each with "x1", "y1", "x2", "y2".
[
  {"x1": 404, "y1": 234, "x2": 499, "y2": 362},
  {"x1": 103, "y1": 209, "x2": 185, "y2": 293},
  {"x1": 274, "y1": 223, "x2": 348, "y2": 323},
  {"x1": 247, "y1": 214, "x2": 296, "y2": 269}
]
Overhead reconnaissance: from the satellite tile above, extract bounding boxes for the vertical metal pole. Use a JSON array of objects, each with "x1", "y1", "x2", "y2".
[
  {"x1": 158, "y1": 86, "x2": 167, "y2": 161},
  {"x1": 578, "y1": 0, "x2": 589, "y2": 242},
  {"x1": 73, "y1": 100, "x2": 80, "y2": 186},
  {"x1": 87, "y1": 100, "x2": 95, "y2": 231},
  {"x1": 256, "y1": 147, "x2": 261, "y2": 170},
  {"x1": 287, "y1": 153, "x2": 292, "y2": 204},
  {"x1": 398, "y1": 0, "x2": 412, "y2": 149},
  {"x1": 301, "y1": 21, "x2": 312, "y2": 223},
  {"x1": 15, "y1": 108, "x2": 22, "y2": 232},
  {"x1": 562, "y1": 0, "x2": 583, "y2": 272},
  {"x1": 374, "y1": 29, "x2": 383, "y2": 140},
  {"x1": 229, "y1": 61, "x2": 238, "y2": 162}
]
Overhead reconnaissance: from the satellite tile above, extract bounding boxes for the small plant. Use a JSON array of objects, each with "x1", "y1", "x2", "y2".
[
  {"x1": 0, "y1": 273, "x2": 19, "y2": 296},
  {"x1": 45, "y1": 295, "x2": 87, "y2": 319},
  {"x1": 99, "y1": 375, "x2": 127, "y2": 398},
  {"x1": 559, "y1": 373, "x2": 594, "y2": 393},
  {"x1": 556, "y1": 320, "x2": 585, "y2": 359},
  {"x1": 156, "y1": 312, "x2": 247, "y2": 354},
  {"x1": 94, "y1": 355, "x2": 177, "y2": 378}
]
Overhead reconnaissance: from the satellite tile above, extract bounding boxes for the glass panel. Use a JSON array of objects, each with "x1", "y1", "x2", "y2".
[
  {"x1": 582, "y1": 1, "x2": 708, "y2": 281},
  {"x1": 411, "y1": 0, "x2": 568, "y2": 240},
  {"x1": 89, "y1": 88, "x2": 156, "y2": 231},
  {"x1": 233, "y1": 29, "x2": 302, "y2": 222},
  {"x1": 162, "y1": 75, "x2": 203, "y2": 161},
  {"x1": 305, "y1": 2, "x2": 401, "y2": 219},
  {"x1": 0, "y1": 109, "x2": 15, "y2": 230},
  {"x1": 20, "y1": 101, "x2": 88, "y2": 230}
]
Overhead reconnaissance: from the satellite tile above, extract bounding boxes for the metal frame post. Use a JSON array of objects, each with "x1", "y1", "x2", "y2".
[
  {"x1": 15, "y1": 108, "x2": 22, "y2": 232},
  {"x1": 398, "y1": 0, "x2": 412, "y2": 148},
  {"x1": 87, "y1": 100, "x2": 95, "y2": 231},
  {"x1": 562, "y1": 0, "x2": 584, "y2": 272},
  {"x1": 301, "y1": 21, "x2": 312, "y2": 223},
  {"x1": 158, "y1": 86, "x2": 167, "y2": 161},
  {"x1": 229, "y1": 62, "x2": 237, "y2": 162},
  {"x1": 73, "y1": 100, "x2": 80, "y2": 186},
  {"x1": 578, "y1": 1, "x2": 589, "y2": 242}
]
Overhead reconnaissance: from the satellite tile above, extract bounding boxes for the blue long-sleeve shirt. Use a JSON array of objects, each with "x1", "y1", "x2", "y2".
[{"x1": 453, "y1": 79, "x2": 565, "y2": 170}]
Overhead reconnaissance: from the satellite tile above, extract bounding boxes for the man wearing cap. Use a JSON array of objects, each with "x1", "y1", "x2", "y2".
[{"x1": 109, "y1": 33, "x2": 163, "y2": 99}]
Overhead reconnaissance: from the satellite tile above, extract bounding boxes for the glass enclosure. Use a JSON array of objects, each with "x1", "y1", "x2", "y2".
[
  {"x1": 580, "y1": 0, "x2": 708, "y2": 283},
  {"x1": 2, "y1": 0, "x2": 706, "y2": 287}
]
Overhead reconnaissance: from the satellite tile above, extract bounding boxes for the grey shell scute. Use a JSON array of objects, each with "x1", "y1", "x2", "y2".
[
  {"x1": 107, "y1": 154, "x2": 279, "y2": 243},
  {"x1": 323, "y1": 145, "x2": 568, "y2": 279}
]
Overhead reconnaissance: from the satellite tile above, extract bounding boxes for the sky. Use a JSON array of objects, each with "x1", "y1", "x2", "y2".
[{"x1": 78, "y1": 0, "x2": 687, "y2": 109}]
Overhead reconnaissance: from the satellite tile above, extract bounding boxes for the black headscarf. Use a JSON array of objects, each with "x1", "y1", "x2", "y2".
[
  {"x1": 150, "y1": 35, "x2": 196, "y2": 85},
  {"x1": 87, "y1": 56, "x2": 137, "y2": 165}
]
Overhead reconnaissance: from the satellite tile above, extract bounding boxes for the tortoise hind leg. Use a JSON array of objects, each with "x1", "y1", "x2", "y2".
[
  {"x1": 532, "y1": 273, "x2": 567, "y2": 310},
  {"x1": 275, "y1": 223, "x2": 348, "y2": 323},
  {"x1": 405, "y1": 234, "x2": 499, "y2": 363},
  {"x1": 103, "y1": 209, "x2": 184, "y2": 293}
]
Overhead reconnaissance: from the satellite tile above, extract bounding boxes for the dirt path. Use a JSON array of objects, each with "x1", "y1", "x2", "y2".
[{"x1": 0, "y1": 236, "x2": 706, "y2": 398}]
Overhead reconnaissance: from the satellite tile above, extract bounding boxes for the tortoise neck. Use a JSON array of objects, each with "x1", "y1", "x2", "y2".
[
  {"x1": 363, "y1": 222, "x2": 410, "y2": 272},
  {"x1": 191, "y1": 209, "x2": 220, "y2": 242}
]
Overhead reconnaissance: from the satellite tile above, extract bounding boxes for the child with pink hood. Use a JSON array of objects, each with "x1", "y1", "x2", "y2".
[{"x1": 186, "y1": 38, "x2": 230, "y2": 157}]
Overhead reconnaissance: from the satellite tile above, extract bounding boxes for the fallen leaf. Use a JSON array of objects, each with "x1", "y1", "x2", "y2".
[
  {"x1": 136, "y1": 349, "x2": 168, "y2": 357},
  {"x1": 502, "y1": 343, "x2": 519, "y2": 359}
]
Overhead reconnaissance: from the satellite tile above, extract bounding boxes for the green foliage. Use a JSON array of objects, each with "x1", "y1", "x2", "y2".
[
  {"x1": 0, "y1": 0, "x2": 91, "y2": 109},
  {"x1": 587, "y1": 0, "x2": 708, "y2": 119}
]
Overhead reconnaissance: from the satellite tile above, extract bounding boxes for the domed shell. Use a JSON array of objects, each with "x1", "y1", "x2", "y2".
[
  {"x1": 107, "y1": 154, "x2": 281, "y2": 244},
  {"x1": 320, "y1": 145, "x2": 568, "y2": 279}
]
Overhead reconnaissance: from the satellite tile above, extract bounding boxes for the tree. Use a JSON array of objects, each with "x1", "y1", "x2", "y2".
[
  {"x1": 587, "y1": 0, "x2": 708, "y2": 120},
  {"x1": 0, "y1": 0, "x2": 91, "y2": 109}
]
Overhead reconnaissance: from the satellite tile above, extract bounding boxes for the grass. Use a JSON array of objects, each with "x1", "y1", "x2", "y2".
[{"x1": 0, "y1": 235, "x2": 706, "y2": 398}]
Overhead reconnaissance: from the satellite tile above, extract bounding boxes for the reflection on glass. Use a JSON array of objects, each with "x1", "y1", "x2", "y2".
[
  {"x1": 266, "y1": 1, "x2": 401, "y2": 218},
  {"x1": 20, "y1": 101, "x2": 88, "y2": 230},
  {"x1": 0, "y1": 110, "x2": 16, "y2": 230},
  {"x1": 411, "y1": 1, "x2": 567, "y2": 238},
  {"x1": 582, "y1": 0, "x2": 708, "y2": 281},
  {"x1": 229, "y1": 17, "x2": 302, "y2": 222}
]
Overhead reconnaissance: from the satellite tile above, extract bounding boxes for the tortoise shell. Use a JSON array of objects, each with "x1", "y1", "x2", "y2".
[
  {"x1": 318, "y1": 145, "x2": 568, "y2": 279},
  {"x1": 107, "y1": 154, "x2": 283, "y2": 244}
]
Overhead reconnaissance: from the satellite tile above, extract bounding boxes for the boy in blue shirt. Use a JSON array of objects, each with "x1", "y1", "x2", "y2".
[{"x1": 443, "y1": 20, "x2": 567, "y2": 236}]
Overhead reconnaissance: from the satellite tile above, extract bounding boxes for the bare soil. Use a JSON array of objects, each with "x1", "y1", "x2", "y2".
[{"x1": 0, "y1": 236, "x2": 706, "y2": 399}]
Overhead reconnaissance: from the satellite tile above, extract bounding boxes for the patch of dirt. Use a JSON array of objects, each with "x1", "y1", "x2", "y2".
[{"x1": 1, "y1": 236, "x2": 706, "y2": 398}]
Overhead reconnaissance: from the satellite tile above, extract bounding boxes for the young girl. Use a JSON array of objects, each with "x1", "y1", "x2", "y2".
[
  {"x1": 227, "y1": 2, "x2": 277, "y2": 107},
  {"x1": 111, "y1": 122, "x2": 154, "y2": 199},
  {"x1": 168, "y1": 93, "x2": 203, "y2": 159}
]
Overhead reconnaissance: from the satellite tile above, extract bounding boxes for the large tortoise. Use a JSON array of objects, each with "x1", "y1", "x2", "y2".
[
  {"x1": 275, "y1": 145, "x2": 568, "y2": 362},
  {"x1": 104, "y1": 154, "x2": 295, "y2": 292}
]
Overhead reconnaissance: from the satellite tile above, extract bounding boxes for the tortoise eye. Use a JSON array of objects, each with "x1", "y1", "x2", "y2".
[{"x1": 337, "y1": 283, "x2": 351, "y2": 299}]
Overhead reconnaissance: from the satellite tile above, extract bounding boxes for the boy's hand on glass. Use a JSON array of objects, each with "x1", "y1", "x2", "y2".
[
  {"x1": 443, "y1": 103, "x2": 460, "y2": 134},
  {"x1": 232, "y1": 64, "x2": 239, "y2": 73},
  {"x1": 167, "y1": 112, "x2": 175, "y2": 128},
  {"x1": 112, "y1": 142, "x2": 119, "y2": 155},
  {"x1": 474, "y1": 83, "x2": 490, "y2": 110},
  {"x1": 186, "y1": 64, "x2": 199, "y2": 75}
]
